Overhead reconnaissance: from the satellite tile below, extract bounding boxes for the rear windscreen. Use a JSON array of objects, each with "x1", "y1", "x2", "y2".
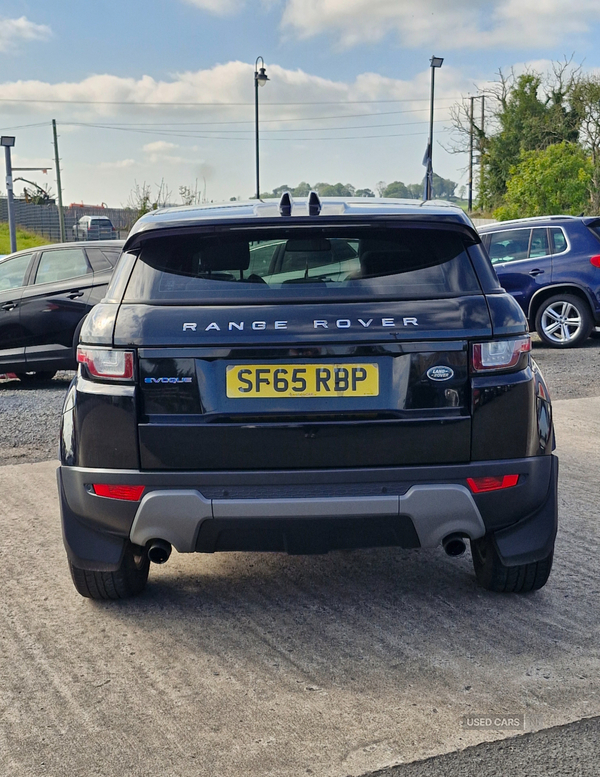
[{"x1": 122, "y1": 227, "x2": 481, "y2": 303}]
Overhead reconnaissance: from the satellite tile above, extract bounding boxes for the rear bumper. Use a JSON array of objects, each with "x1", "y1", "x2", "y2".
[{"x1": 59, "y1": 455, "x2": 557, "y2": 570}]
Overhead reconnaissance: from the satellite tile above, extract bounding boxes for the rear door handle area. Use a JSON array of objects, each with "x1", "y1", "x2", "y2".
[
  {"x1": 67, "y1": 291, "x2": 84, "y2": 299},
  {"x1": 1, "y1": 301, "x2": 17, "y2": 311},
  {"x1": 528, "y1": 269, "x2": 544, "y2": 277}
]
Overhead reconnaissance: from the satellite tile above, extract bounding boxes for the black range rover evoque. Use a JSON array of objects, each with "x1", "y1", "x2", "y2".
[{"x1": 58, "y1": 194, "x2": 557, "y2": 599}]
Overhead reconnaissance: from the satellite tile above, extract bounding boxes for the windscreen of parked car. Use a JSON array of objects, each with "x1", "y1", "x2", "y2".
[{"x1": 122, "y1": 227, "x2": 481, "y2": 303}]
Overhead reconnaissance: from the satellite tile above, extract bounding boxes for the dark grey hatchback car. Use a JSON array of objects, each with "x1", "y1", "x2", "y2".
[{"x1": 0, "y1": 240, "x2": 123, "y2": 381}]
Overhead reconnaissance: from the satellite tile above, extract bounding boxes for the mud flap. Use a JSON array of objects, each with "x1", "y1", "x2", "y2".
[
  {"x1": 58, "y1": 468, "x2": 126, "y2": 572},
  {"x1": 492, "y1": 455, "x2": 558, "y2": 567}
]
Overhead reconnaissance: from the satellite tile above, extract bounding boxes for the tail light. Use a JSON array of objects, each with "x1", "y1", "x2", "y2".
[
  {"x1": 471, "y1": 336, "x2": 530, "y2": 373},
  {"x1": 467, "y1": 474, "x2": 519, "y2": 493},
  {"x1": 590, "y1": 255, "x2": 600, "y2": 268},
  {"x1": 92, "y1": 484, "x2": 144, "y2": 501},
  {"x1": 77, "y1": 346, "x2": 134, "y2": 381}
]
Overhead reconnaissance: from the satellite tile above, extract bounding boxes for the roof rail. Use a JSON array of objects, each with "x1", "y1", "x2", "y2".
[
  {"x1": 307, "y1": 190, "x2": 321, "y2": 216},
  {"x1": 278, "y1": 191, "x2": 293, "y2": 217}
]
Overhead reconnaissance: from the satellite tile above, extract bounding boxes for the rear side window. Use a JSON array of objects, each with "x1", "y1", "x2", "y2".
[
  {"x1": 550, "y1": 227, "x2": 567, "y2": 254},
  {"x1": 529, "y1": 228, "x2": 549, "y2": 258},
  {"x1": 487, "y1": 229, "x2": 530, "y2": 264},
  {"x1": 123, "y1": 227, "x2": 481, "y2": 303},
  {"x1": 35, "y1": 248, "x2": 90, "y2": 284}
]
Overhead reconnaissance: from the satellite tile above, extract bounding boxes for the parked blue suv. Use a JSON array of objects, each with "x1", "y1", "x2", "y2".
[{"x1": 478, "y1": 216, "x2": 600, "y2": 347}]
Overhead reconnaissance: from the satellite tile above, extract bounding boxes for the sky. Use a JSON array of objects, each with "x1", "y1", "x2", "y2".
[{"x1": 1, "y1": 0, "x2": 600, "y2": 206}]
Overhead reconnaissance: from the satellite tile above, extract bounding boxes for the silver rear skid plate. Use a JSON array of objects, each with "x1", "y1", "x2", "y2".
[{"x1": 129, "y1": 484, "x2": 485, "y2": 552}]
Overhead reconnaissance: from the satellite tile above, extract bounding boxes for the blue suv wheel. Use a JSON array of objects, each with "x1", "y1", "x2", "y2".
[{"x1": 534, "y1": 293, "x2": 593, "y2": 348}]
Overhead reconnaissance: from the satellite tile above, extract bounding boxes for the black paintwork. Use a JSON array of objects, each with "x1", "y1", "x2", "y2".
[
  {"x1": 0, "y1": 240, "x2": 124, "y2": 373},
  {"x1": 59, "y1": 455, "x2": 555, "y2": 569},
  {"x1": 58, "y1": 209, "x2": 557, "y2": 569}
]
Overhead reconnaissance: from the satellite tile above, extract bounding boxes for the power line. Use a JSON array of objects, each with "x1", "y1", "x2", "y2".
[
  {"x1": 61, "y1": 106, "x2": 449, "y2": 127},
  {"x1": 66, "y1": 117, "x2": 448, "y2": 135},
  {"x1": 60, "y1": 121, "x2": 452, "y2": 142},
  {"x1": 0, "y1": 96, "x2": 458, "y2": 107},
  {"x1": 0, "y1": 121, "x2": 51, "y2": 131}
]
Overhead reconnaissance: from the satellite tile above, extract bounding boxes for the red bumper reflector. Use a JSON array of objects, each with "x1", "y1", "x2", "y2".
[
  {"x1": 92, "y1": 484, "x2": 145, "y2": 501},
  {"x1": 466, "y1": 474, "x2": 519, "y2": 494},
  {"x1": 590, "y1": 255, "x2": 600, "y2": 268}
]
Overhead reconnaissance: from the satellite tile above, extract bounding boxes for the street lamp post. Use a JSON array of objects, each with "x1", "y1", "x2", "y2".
[
  {"x1": 1, "y1": 136, "x2": 17, "y2": 253},
  {"x1": 254, "y1": 57, "x2": 269, "y2": 200},
  {"x1": 424, "y1": 56, "x2": 444, "y2": 201}
]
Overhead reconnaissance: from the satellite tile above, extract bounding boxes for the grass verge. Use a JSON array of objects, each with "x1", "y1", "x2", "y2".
[{"x1": 0, "y1": 223, "x2": 49, "y2": 254}]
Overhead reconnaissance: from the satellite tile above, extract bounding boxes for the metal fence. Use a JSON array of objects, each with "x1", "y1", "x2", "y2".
[{"x1": 0, "y1": 197, "x2": 137, "y2": 243}]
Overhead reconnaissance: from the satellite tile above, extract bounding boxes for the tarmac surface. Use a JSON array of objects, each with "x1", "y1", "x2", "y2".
[{"x1": 0, "y1": 396, "x2": 599, "y2": 776}]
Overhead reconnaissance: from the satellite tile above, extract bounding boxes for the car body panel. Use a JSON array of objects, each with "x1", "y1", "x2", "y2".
[
  {"x1": 57, "y1": 199, "x2": 557, "y2": 579},
  {"x1": 479, "y1": 217, "x2": 600, "y2": 323},
  {"x1": 0, "y1": 240, "x2": 124, "y2": 373}
]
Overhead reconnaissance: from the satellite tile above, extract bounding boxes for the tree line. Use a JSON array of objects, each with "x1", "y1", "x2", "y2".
[{"x1": 256, "y1": 174, "x2": 458, "y2": 202}]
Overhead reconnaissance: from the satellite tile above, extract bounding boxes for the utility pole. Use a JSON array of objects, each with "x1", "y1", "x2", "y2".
[
  {"x1": 479, "y1": 96, "x2": 485, "y2": 211},
  {"x1": 1, "y1": 136, "x2": 17, "y2": 253},
  {"x1": 52, "y1": 120, "x2": 66, "y2": 242},
  {"x1": 468, "y1": 96, "x2": 474, "y2": 213}
]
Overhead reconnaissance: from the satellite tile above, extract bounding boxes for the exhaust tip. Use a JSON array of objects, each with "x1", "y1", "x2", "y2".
[
  {"x1": 148, "y1": 539, "x2": 172, "y2": 565},
  {"x1": 442, "y1": 534, "x2": 467, "y2": 557}
]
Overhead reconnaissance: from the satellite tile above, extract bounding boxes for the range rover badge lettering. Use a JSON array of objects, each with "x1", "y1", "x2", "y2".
[{"x1": 427, "y1": 366, "x2": 454, "y2": 382}]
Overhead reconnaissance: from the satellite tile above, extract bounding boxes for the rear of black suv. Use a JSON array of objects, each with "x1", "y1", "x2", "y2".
[{"x1": 58, "y1": 198, "x2": 557, "y2": 599}]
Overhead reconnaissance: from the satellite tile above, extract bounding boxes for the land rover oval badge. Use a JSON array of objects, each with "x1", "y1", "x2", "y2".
[{"x1": 427, "y1": 365, "x2": 454, "y2": 382}]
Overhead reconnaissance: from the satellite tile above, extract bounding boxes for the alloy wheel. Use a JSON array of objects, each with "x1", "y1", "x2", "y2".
[{"x1": 540, "y1": 301, "x2": 583, "y2": 344}]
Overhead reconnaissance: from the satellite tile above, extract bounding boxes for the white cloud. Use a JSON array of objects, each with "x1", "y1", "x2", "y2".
[
  {"x1": 98, "y1": 159, "x2": 137, "y2": 169},
  {"x1": 143, "y1": 141, "x2": 178, "y2": 153},
  {"x1": 281, "y1": 0, "x2": 600, "y2": 49},
  {"x1": 182, "y1": 0, "x2": 245, "y2": 15},
  {"x1": 0, "y1": 60, "x2": 464, "y2": 122},
  {"x1": 0, "y1": 16, "x2": 51, "y2": 53}
]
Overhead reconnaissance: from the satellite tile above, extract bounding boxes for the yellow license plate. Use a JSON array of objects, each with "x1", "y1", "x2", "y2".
[{"x1": 226, "y1": 363, "x2": 379, "y2": 398}]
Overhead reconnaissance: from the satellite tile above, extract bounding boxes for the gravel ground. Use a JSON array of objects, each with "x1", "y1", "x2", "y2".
[
  {"x1": 0, "y1": 371, "x2": 74, "y2": 466},
  {"x1": 0, "y1": 336, "x2": 599, "y2": 466}
]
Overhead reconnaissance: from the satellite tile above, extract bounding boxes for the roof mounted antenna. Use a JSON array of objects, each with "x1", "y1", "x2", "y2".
[
  {"x1": 308, "y1": 190, "x2": 321, "y2": 216},
  {"x1": 279, "y1": 191, "x2": 293, "y2": 217}
]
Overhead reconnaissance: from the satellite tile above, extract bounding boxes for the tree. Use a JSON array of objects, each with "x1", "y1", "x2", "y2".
[
  {"x1": 179, "y1": 183, "x2": 201, "y2": 206},
  {"x1": 382, "y1": 181, "x2": 409, "y2": 198},
  {"x1": 127, "y1": 179, "x2": 173, "y2": 218},
  {"x1": 293, "y1": 182, "x2": 312, "y2": 197},
  {"x1": 431, "y1": 173, "x2": 457, "y2": 199},
  {"x1": 448, "y1": 60, "x2": 583, "y2": 210},
  {"x1": 355, "y1": 188, "x2": 375, "y2": 197},
  {"x1": 314, "y1": 182, "x2": 356, "y2": 197},
  {"x1": 375, "y1": 181, "x2": 387, "y2": 197},
  {"x1": 571, "y1": 75, "x2": 600, "y2": 211},
  {"x1": 494, "y1": 141, "x2": 592, "y2": 220}
]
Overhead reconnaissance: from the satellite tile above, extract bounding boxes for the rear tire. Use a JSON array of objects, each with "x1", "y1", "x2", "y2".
[
  {"x1": 470, "y1": 534, "x2": 553, "y2": 593},
  {"x1": 534, "y1": 293, "x2": 593, "y2": 348},
  {"x1": 16, "y1": 371, "x2": 57, "y2": 383},
  {"x1": 69, "y1": 543, "x2": 150, "y2": 600}
]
